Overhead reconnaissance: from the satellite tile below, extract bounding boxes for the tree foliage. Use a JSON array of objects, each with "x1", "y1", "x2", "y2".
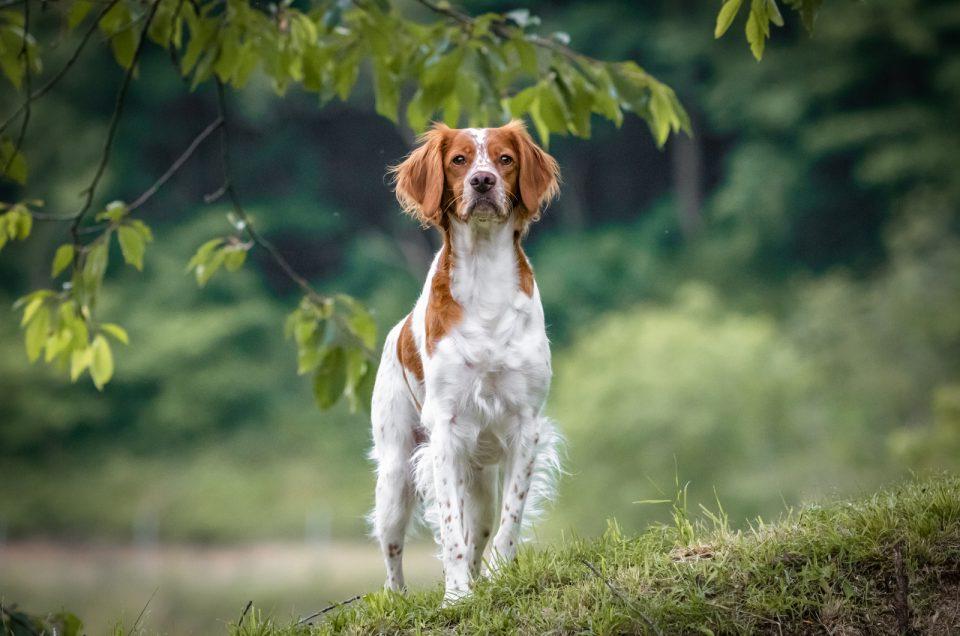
[
  {"x1": 714, "y1": 0, "x2": 824, "y2": 60},
  {"x1": 0, "y1": 0, "x2": 693, "y2": 407}
]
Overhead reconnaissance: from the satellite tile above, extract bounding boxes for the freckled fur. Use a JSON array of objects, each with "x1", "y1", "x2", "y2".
[{"x1": 372, "y1": 121, "x2": 562, "y2": 603}]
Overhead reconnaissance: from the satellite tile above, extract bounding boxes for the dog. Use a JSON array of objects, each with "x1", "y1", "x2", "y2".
[{"x1": 368, "y1": 120, "x2": 562, "y2": 602}]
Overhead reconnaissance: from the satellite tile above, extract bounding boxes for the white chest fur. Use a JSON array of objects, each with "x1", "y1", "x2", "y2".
[{"x1": 417, "y1": 218, "x2": 551, "y2": 431}]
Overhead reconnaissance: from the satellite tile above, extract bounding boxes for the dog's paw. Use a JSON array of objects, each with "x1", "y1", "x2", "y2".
[{"x1": 440, "y1": 584, "x2": 472, "y2": 607}]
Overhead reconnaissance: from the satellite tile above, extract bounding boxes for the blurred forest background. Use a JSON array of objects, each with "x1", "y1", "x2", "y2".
[{"x1": 2, "y1": 0, "x2": 960, "y2": 631}]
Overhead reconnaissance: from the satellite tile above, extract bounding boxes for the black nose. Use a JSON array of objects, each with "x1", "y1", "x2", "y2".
[{"x1": 469, "y1": 171, "x2": 497, "y2": 193}]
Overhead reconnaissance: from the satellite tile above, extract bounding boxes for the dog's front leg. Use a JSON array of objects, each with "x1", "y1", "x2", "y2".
[
  {"x1": 429, "y1": 415, "x2": 474, "y2": 603},
  {"x1": 489, "y1": 411, "x2": 540, "y2": 570}
]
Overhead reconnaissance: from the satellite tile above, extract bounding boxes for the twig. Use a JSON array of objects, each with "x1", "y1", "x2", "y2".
[
  {"x1": 31, "y1": 116, "x2": 223, "y2": 222},
  {"x1": 0, "y1": 0, "x2": 122, "y2": 137},
  {"x1": 69, "y1": 0, "x2": 160, "y2": 246},
  {"x1": 2, "y1": 0, "x2": 31, "y2": 178},
  {"x1": 127, "y1": 586, "x2": 158, "y2": 635},
  {"x1": 237, "y1": 600, "x2": 253, "y2": 627},
  {"x1": 127, "y1": 116, "x2": 224, "y2": 211},
  {"x1": 296, "y1": 595, "x2": 361, "y2": 625},
  {"x1": 581, "y1": 559, "x2": 663, "y2": 636},
  {"x1": 211, "y1": 78, "x2": 326, "y2": 305},
  {"x1": 893, "y1": 542, "x2": 913, "y2": 635},
  {"x1": 413, "y1": 0, "x2": 595, "y2": 66}
]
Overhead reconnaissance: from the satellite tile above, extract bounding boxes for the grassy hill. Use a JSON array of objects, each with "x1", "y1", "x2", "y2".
[{"x1": 231, "y1": 475, "x2": 959, "y2": 635}]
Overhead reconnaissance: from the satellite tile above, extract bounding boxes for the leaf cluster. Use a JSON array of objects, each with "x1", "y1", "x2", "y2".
[
  {"x1": 715, "y1": 0, "x2": 824, "y2": 60},
  {"x1": 0, "y1": 0, "x2": 695, "y2": 408},
  {"x1": 285, "y1": 294, "x2": 377, "y2": 411},
  {"x1": 14, "y1": 200, "x2": 149, "y2": 390},
  {"x1": 0, "y1": 199, "x2": 34, "y2": 249}
]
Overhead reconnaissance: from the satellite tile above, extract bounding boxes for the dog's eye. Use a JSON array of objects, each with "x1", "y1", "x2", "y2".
[
  {"x1": 452, "y1": 155, "x2": 466, "y2": 165},
  {"x1": 500, "y1": 155, "x2": 513, "y2": 165}
]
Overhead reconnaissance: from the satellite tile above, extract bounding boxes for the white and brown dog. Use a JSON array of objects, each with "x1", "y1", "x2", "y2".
[{"x1": 369, "y1": 121, "x2": 562, "y2": 602}]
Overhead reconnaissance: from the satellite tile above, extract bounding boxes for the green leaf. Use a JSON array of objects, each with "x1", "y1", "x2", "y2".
[
  {"x1": 355, "y1": 361, "x2": 377, "y2": 413},
  {"x1": 512, "y1": 38, "x2": 538, "y2": 76},
  {"x1": 715, "y1": 0, "x2": 744, "y2": 38},
  {"x1": 795, "y1": 0, "x2": 824, "y2": 32},
  {"x1": 126, "y1": 219, "x2": 154, "y2": 242},
  {"x1": 333, "y1": 47, "x2": 360, "y2": 100},
  {"x1": 67, "y1": 0, "x2": 94, "y2": 29},
  {"x1": 70, "y1": 346, "x2": 91, "y2": 382},
  {"x1": 100, "y1": 322, "x2": 129, "y2": 345},
  {"x1": 117, "y1": 225, "x2": 146, "y2": 270},
  {"x1": 16, "y1": 206, "x2": 31, "y2": 238},
  {"x1": 297, "y1": 344, "x2": 322, "y2": 375},
  {"x1": 746, "y1": 0, "x2": 768, "y2": 61},
  {"x1": 196, "y1": 247, "x2": 226, "y2": 286},
  {"x1": 83, "y1": 240, "x2": 110, "y2": 289},
  {"x1": 45, "y1": 327, "x2": 73, "y2": 363},
  {"x1": 52, "y1": 244, "x2": 75, "y2": 277},
  {"x1": 214, "y1": 28, "x2": 241, "y2": 83},
  {"x1": 99, "y1": 2, "x2": 138, "y2": 69},
  {"x1": 223, "y1": 247, "x2": 247, "y2": 272},
  {"x1": 24, "y1": 305, "x2": 50, "y2": 362},
  {"x1": 13, "y1": 288, "x2": 53, "y2": 310},
  {"x1": 337, "y1": 294, "x2": 377, "y2": 349},
  {"x1": 313, "y1": 346, "x2": 347, "y2": 409},
  {"x1": 1, "y1": 139, "x2": 28, "y2": 184},
  {"x1": 372, "y1": 57, "x2": 399, "y2": 123},
  {"x1": 541, "y1": 82, "x2": 570, "y2": 133},
  {"x1": 529, "y1": 96, "x2": 551, "y2": 147},
  {"x1": 767, "y1": 0, "x2": 784, "y2": 27},
  {"x1": 96, "y1": 200, "x2": 128, "y2": 222},
  {"x1": 186, "y1": 237, "x2": 225, "y2": 270},
  {"x1": 20, "y1": 295, "x2": 44, "y2": 326},
  {"x1": 90, "y1": 334, "x2": 114, "y2": 390}
]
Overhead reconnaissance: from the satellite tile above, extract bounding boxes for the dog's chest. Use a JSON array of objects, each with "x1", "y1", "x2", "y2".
[{"x1": 440, "y1": 292, "x2": 551, "y2": 420}]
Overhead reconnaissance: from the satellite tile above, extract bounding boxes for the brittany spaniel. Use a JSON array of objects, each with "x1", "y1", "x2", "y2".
[{"x1": 369, "y1": 121, "x2": 562, "y2": 602}]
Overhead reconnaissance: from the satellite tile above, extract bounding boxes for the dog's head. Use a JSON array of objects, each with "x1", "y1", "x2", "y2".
[{"x1": 391, "y1": 121, "x2": 560, "y2": 231}]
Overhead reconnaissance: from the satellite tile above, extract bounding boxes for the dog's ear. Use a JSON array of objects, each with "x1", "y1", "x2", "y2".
[
  {"x1": 391, "y1": 124, "x2": 449, "y2": 227},
  {"x1": 509, "y1": 120, "x2": 560, "y2": 224}
]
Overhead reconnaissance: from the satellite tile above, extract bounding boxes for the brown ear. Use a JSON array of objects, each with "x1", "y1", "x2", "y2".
[
  {"x1": 510, "y1": 120, "x2": 560, "y2": 223},
  {"x1": 390, "y1": 124, "x2": 449, "y2": 227}
]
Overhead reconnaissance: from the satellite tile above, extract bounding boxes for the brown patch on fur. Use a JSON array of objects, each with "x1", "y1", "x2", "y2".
[
  {"x1": 396, "y1": 314, "x2": 423, "y2": 381},
  {"x1": 424, "y1": 231, "x2": 462, "y2": 356},
  {"x1": 515, "y1": 231, "x2": 534, "y2": 296},
  {"x1": 413, "y1": 425, "x2": 429, "y2": 446},
  {"x1": 391, "y1": 125, "x2": 451, "y2": 227},
  {"x1": 496, "y1": 121, "x2": 560, "y2": 229}
]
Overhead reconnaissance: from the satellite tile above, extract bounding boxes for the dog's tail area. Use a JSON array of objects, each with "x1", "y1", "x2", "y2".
[
  {"x1": 410, "y1": 416, "x2": 564, "y2": 542},
  {"x1": 411, "y1": 441, "x2": 442, "y2": 543},
  {"x1": 521, "y1": 416, "x2": 564, "y2": 535}
]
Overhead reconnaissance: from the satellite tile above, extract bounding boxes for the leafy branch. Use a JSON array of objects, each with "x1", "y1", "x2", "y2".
[
  {"x1": 0, "y1": 0, "x2": 693, "y2": 407},
  {"x1": 714, "y1": 0, "x2": 825, "y2": 60},
  {"x1": 0, "y1": 0, "x2": 121, "y2": 137},
  {"x1": 69, "y1": 0, "x2": 161, "y2": 244},
  {"x1": 1, "y1": 0, "x2": 31, "y2": 180}
]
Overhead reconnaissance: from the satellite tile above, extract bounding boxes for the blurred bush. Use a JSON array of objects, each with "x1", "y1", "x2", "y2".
[{"x1": 552, "y1": 210, "x2": 960, "y2": 533}]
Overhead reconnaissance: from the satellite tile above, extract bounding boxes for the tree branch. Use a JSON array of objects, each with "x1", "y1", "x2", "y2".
[
  {"x1": 69, "y1": 0, "x2": 161, "y2": 246},
  {"x1": 128, "y1": 116, "x2": 224, "y2": 212},
  {"x1": 30, "y1": 116, "x2": 222, "y2": 223},
  {"x1": 412, "y1": 0, "x2": 596, "y2": 66},
  {"x1": 211, "y1": 78, "x2": 327, "y2": 305},
  {"x1": 2, "y1": 0, "x2": 31, "y2": 177},
  {"x1": 0, "y1": 0, "x2": 122, "y2": 137}
]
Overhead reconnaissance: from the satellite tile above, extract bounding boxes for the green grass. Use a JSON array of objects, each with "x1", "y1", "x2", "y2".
[{"x1": 231, "y1": 474, "x2": 960, "y2": 635}]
